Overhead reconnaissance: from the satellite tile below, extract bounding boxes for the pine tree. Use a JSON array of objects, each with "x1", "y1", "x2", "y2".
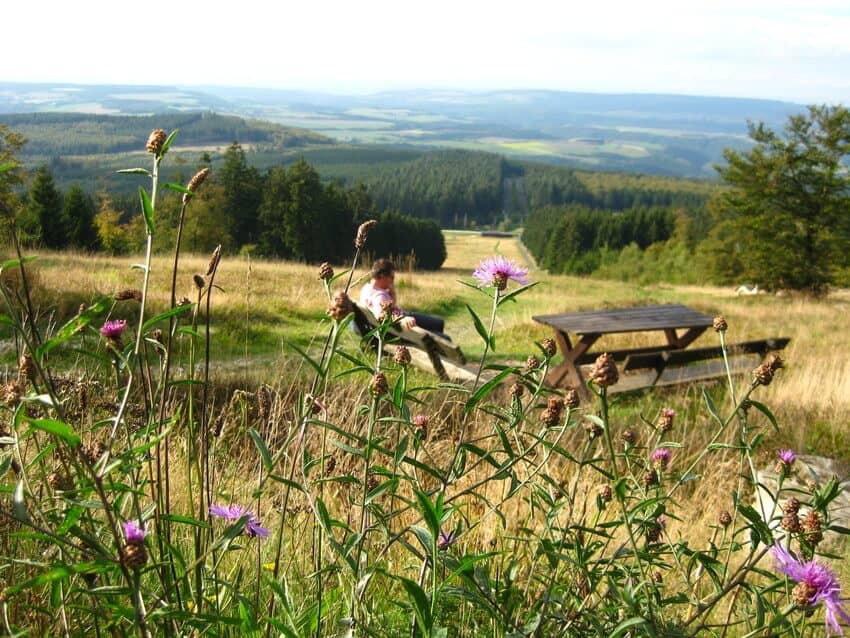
[
  {"x1": 21, "y1": 165, "x2": 63, "y2": 247},
  {"x1": 62, "y1": 184, "x2": 98, "y2": 250}
]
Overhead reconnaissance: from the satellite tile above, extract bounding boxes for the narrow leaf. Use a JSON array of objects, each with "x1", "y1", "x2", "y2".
[
  {"x1": 249, "y1": 428, "x2": 274, "y2": 472},
  {"x1": 139, "y1": 187, "x2": 155, "y2": 234},
  {"x1": 26, "y1": 418, "x2": 81, "y2": 447},
  {"x1": 465, "y1": 303, "x2": 493, "y2": 349},
  {"x1": 116, "y1": 168, "x2": 151, "y2": 176}
]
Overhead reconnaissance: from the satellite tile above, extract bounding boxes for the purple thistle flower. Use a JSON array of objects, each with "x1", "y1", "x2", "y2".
[
  {"x1": 209, "y1": 503, "x2": 269, "y2": 539},
  {"x1": 438, "y1": 529, "x2": 456, "y2": 551},
  {"x1": 662, "y1": 408, "x2": 675, "y2": 418},
  {"x1": 100, "y1": 319, "x2": 128, "y2": 340},
  {"x1": 472, "y1": 256, "x2": 529, "y2": 290},
  {"x1": 651, "y1": 448, "x2": 671, "y2": 471},
  {"x1": 778, "y1": 449, "x2": 797, "y2": 466},
  {"x1": 122, "y1": 520, "x2": 147, "y2": 544},
  {"x1": 772, "y1": 544, "x2": 850, "y2": 636}
]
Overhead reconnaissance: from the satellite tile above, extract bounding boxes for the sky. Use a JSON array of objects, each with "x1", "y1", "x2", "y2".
[{"x1": 5, "y1": 0, "x2": 850, "y2": 104}]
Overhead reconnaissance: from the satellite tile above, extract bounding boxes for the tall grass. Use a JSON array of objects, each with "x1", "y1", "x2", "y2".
[{"x1": 0, "y1": 132, "x2": 848, "y2": 637}]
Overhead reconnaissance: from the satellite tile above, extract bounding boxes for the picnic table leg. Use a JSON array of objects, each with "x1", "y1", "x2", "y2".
[
  {"x1": 546, "y1": 331, "x2": 599, "y2": 398},
  {"x1": 664, "y1": 327, "x2": 708, "y2": 349}
]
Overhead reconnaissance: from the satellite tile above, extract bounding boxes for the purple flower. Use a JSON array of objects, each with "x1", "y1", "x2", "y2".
[
  {"x1": 100, "y1": 319, "x2": 128, "y2": 340},
  {"x1": 123, "y1": 520, "x2": 147, "y2": 544},
  {"x1": 772, "y1": 544, "x2": 850, "y2": 636},
  {"x1": 778, "y1": 449, "x2": 797, "y2": 466},
  {"x1": 651, "y1": 448, "x2": 671, "y2": 471},
  {"x1": 438, "y1": 529, "x2": 456, "y2": 551},
  {"x1": 662, "y1": 408, "x2": 675, "y2": 418},
  {"x1": 209, "y1": 503, "x2": 270, "y2": 539},
  {"x1": 472, "y1": 256, "x2": 529, "y2": 290}
]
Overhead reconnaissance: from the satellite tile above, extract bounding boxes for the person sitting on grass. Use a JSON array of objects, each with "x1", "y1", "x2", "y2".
[{"x1": 359, "y1": 258, "x2": 449, "y2": 340}]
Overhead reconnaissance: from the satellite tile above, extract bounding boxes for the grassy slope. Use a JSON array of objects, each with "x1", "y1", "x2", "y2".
[{"x1": 11, "y1": 232, "x2": 849, "y2": 462}]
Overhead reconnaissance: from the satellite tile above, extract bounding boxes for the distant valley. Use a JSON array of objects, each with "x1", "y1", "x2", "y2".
[{"x1": 0, "y1": 82, "x2": 804, "y2": 178}]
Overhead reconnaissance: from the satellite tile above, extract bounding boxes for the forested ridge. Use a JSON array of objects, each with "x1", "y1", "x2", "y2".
[{"x1": 0, "y1": 112, "x2": 330, "y2": 156}]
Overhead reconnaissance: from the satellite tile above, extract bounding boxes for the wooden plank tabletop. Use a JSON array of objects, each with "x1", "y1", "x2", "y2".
[{"x1": 532, "y1": 304, "x2": 713, "y2": 335}]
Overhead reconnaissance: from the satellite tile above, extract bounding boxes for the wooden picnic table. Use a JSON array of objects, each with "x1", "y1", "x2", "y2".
[{"x1": 533, "y1": 304, "x2": 714, "y2": 393}]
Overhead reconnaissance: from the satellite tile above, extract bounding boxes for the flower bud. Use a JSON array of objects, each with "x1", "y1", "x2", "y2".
[{"x1": 145, "y1": 129, "x2": 168, "y2": 155}]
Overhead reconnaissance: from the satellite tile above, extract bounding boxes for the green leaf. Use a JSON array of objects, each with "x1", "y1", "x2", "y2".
[
  {"x1": 164, "y1": 182, "x2": 192, "y2": 195},
  {"x1": 13, "y1": 480, "x2": 28, "y2": 523},
  {"x1": 465, "y1": 303, "x2": 493, "y2": 349},
  {"x1": 398, "y1": 576, "x2": 432, "y2": 635},
  {"x1": 116, "y1": 168, "x2": 151, "y2": 176},
  {"x1": 611, "y1": 616, "x2": 649, "y2": 638},
  {"x1": 465, "y1": 367, "x2": 514, "y2": 412},
  {"x1": 26, "y1": 418, "x2": 81, "y2": 447},
  {"x1": 703, "y1": 387, "x2": 723, "y2": 426},
  {"x1": 249, "y1": 428, "x2": 274, "y2": 472},
  {"x1": 0, "y1": 255, "x2": 37, "y2": 274},
  {"x1": 497, "y1": 281, "x2": 539, "y2": 307},
  {"x1": 141, "y1": 304, "x2": 192, "y2": 332},
  {"x1": 139, "y1": 187, "x2": 155, "y2": 234},
  {"x1": 286, "y1": 340, "x2": 325, "y2": 378},
  {"x1": 160, "y1": 514, "x2": 210, "y2": 528},
  {"x1": 748, "y1": 400, "x2": 779, "y2": 432},
  {"x1": 161, "y1": 129, "x2": 179, "y2": 155},
  {"x1": 0, "y1": 161, "x2": 16, "y2": 172}
]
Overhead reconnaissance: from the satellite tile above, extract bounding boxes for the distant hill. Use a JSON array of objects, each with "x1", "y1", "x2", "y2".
[
  {"x1": 0, "y1": 111, "x2": 330, "y2": 157},
  {"x1": 0, "y1": 82, "x2": 807, "y2": 177}
]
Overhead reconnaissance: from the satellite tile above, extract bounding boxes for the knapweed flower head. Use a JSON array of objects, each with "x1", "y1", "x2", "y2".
[
  {"x1": 209, "y1": 504, "x2": 269, "y2": 538},
  {"x1": 651, "y1": 447, "x2": 671, "y2": 471},
  {"x1": 438, "y1": 529, "x2": 457, "y2": 551},
  {"x1": 100, "y1": 319, "x2": 128, "y2": 340},
  {"x1": 123, "y1": 520, "x2": 147, "y2": 544},
  {"x1": 472, "y1": 256, "x2": 529, "y2": 291},
  {"x1": 657, "y1": 407, "x2": 676, "y2": 432},
  {"x1": 772, "y1": 543, "x2": 850, "y2": 636},
  {"x1": 778, "y1": 449, "x2": 797, "y2": 466}
]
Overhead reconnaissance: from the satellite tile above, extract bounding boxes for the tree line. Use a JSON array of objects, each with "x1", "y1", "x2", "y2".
[{"x1": 0, "y1": 137, "x2": 446, "y2": 269}]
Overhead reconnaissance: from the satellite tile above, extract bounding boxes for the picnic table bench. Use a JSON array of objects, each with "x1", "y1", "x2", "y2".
[
  {"x1": 533, "y1": 304, "x2": 789, "y2": 395},
  {"x1": 351, "y1": 302, "x2": 473, "y2": 381}
]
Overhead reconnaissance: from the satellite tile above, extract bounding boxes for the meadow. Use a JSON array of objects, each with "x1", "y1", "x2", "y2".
[{"x1": 1, "y1": 225, "x2": 849, "y2": 636}]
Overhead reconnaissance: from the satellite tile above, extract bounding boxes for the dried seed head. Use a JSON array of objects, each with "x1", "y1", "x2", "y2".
[
  {"x1": 47, "y1": 471, "x2": 72, "y2": 491},
  {"x1": 1, "y1": 381, "x2": 26, "y2": 407},
  {"x1": 114, "y1": 289, "x2": 142, "y2": 302},
  {"x1": 712, "y1": 316, "x2": 728, "y2": 332},
  {"x1": 318, "y1": 262, "x2": 334, "y2": 281},
  {"x1": 355, "y1": 219, "x2": 377, "y2": 249},
  {"x1": 621, "y1": 429, "x2": 638, "y2": 447},
  {"x1": 392, "y1": 345, "x2": 411, "y2": 367},
  {"x1": 78, "y1": 303, "x2": 87, "y2": 315},
  {"x1": 753, "y1": 354, "x2": 784, "y2": 386},
  {"x1": 183, "y1": 167, "x2": 210, "y2": 203},
  {"x1": 378, "y1": 299, "x2": 395, "y2": 323},
  {"x1": 541, "y1": 407, "x2": 561, "y2": 427},
  {"x1": 509, "y1": 383, "x2": 524, "y2": 399},
  {"x1": 585, "y1": 421, "x2": 603, "y2": 439},
  {"x1": 642, "y1": 468, "x2": 659, "y2": 488},
  {"x1": 84, "y1": 441, "x2": 107, "y2": 465},
  {"x1": 547, "y1": 396, "x2": 565, "y2": 413},
  {"x1": 541, "y1": 338, "x2": 556, "y2": 357},
  {"x1": 657, "y1": 408, "x2": 675, "y2": 433},
  {"x1": 645, "y1": 519, "x2": 664, "y2": 543},
  {"x1": 413, "y1": 414, "x2": 429, "y2": 439},
  {"x1": 719, "y1": 510, "x2": 733, "y2": 527},
  {"x1": 370, "y1": 372, "x2": 388, "y2": 397},
  {"x1": 599, "y1": 484, "x2": 613, "y2": 503},
  {"x1": 784, "y1": 497, "x2": 801, "y2": 515},
  {"x1": 206, "y1": 245, "x2": 222, "y2": 277},
  {"x1": 193, "y1": 274, "x2": 205, "y2": 290},
  {"x1": 325, "y1": 455, "x2": 337, "y2": 475},
  {"x1": 327, "y1": 292, "x2": 353, "y2": 321},
  {"x1": 564, "y1": 388, "x2": 580, "y2": 409},
  {"x1": 178, "y1": 296, "x2": 192, "y2": 307},
  {"x1": 366, "y1": 472, "x2": 379, "y2": 492},
  {"x1": 211, "y1": 413, "x2": 225, "y2": 438},
  {"x1": 802, "y1": 511, "x2": 823, "y2": 544},
  {"x1": 18, "y1": 352, "x2": 35, "y2": 383},
  {"x1": 525, "y1": 355, "x2": 541, "y2": 372},
  {"x1": 145, "y1": 129, "x2": 168, "y2": 155},
  {"x1": 792, "y1": 581, "x2": 817, "y2": 607},
  {"x1": 121, "y1": 543, "x2": 148, "y2": 570},
  {"x1": 589, "y1": 353, "x2": 619, "y2": 388},
  {"x1": 257, "y1": 386, "x2": 271, "y2": 423},
  {"x1": 781, "y1": 511, "x2": 802, "y2": 534}
]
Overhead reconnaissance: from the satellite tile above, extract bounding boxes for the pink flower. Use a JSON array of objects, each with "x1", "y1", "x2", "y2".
[
  {"x1": 662, "y1": 408, "x2": 675, "y2": 418},
  {"x1": 209, "y1": 504, "x2": 269, "y2": 539},
  {"x1": 438, "y1": 529, "x2": 457, "y2": 550},
  {"x1": 651, "y1": 448, "x2": 671, "y2": 471},
  {"x1": 123, "y1": 520, "x2": 147, "y2": 544},
  {"x1": 772, "y1": 544, "x2": 850, "y2": 636},
  {"x1": 100, "y1": 319, "x2": 128, "y2": 340},
  {"x1": 778, "y1": 449, "x2": 797, "y2": 466},
  {"x1": 472, "y1": 256, "x2": 529, "y2": 290}
]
